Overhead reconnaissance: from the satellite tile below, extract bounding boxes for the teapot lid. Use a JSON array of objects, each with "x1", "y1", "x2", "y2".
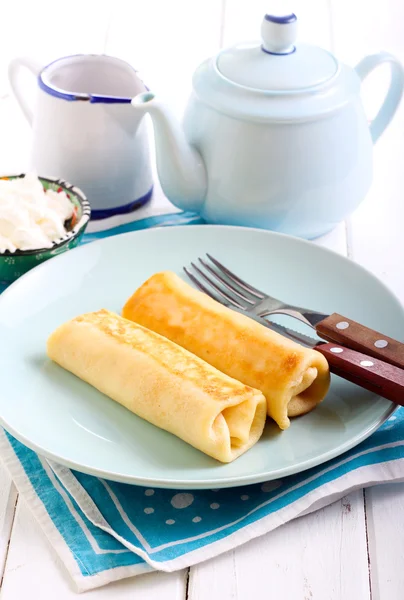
[{"x1": 216, "y1": 13, "x2": 338, "y2": 91}]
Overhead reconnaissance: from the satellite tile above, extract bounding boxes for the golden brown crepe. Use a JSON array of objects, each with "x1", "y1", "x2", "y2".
[
  {"x1": 47, "y1": 309, "x2": 266, "y2": 463},
  {"x1": 122, "y1": 272, "x2": 330, "y2": 430}
]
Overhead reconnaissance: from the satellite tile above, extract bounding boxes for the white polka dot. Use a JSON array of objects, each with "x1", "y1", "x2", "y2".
[
  {"x1": 144, "y1": 507, "x2": 154, "y2": 514},
  {"x1": 145, "y1": 489, "x2": 154, "y2": 496},
  {"x1": 210, "y1": 503, "x2": 220, "y2": 509},
  {"x1": 330, "y1": 347, "x2": 343, "y2": 354},
  {"x1": 171, "y1": 493, "x2": 194, "y2": 509},
  {"x1": 166, "y1": 519, "x2": 175, "y2": 525},
  {"x1": 241, "y1": 495, "x2": 249, "y2": 501},
  {"x1": 261, "y1": 480, "x2": 282, "y2": 493},
  {"x1": 192, "y1": 516, "x2": 202, "y2": 523},
  {"x1": 336, "y1": 321, "x2": 349, "y2": 330}
]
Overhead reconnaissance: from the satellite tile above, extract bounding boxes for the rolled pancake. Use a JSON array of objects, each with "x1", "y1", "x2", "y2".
[
  {"x1": 122, "y1": 272, "x2": 330, "y2": 430},
  {"x1": 47, "y1": 309, "x2": 266, "y2": 463}
]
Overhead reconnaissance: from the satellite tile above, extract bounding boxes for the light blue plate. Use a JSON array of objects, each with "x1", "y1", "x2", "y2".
[{"x1": 0, "y1": 226, "x2": 402, "y2": 489}]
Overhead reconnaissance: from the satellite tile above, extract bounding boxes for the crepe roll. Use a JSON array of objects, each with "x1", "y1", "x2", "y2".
[
  {"x1": 122, "y1": 272, "x2": 330, "y2": 430},
  {"x1": 47, "y1": 309, "x2": 266, "y2": 463}
]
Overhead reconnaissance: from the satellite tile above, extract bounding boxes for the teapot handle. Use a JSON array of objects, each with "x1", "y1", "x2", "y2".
[
  {"x1": 355, "y1": 52, "x2": 404, "y2": 144},
  {"x1": 8, "y1": 57, "x2": 42, "y2": 127}
]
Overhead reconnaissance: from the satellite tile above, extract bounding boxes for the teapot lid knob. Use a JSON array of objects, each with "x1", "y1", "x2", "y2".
[{"x1": 261, "y1": 13, "x2": 298, "y2": 55}]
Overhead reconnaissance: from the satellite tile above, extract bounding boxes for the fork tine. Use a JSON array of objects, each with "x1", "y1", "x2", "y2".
[
  {"x1": 187, "y1": 263, "x2": 247, "y2": 310},
  {"x1": 206, "y1": 254, "x2": 265, "y2": 299},
  {"x1": 183, "y1": 267, "x2": 224, "y2": 302},
  {"x1": 198, "y1": 258, "x2": 255, "y2": 305}
]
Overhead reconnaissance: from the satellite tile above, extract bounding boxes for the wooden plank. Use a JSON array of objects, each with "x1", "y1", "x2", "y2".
[
  {"x1": 365, "y1": 484, "x2": 404, "y2": 600},
  {"x1": 331, "y1": 0, "x2": 404, "y2": 298},
  {"x1": 330, "y1": 4, "x2": 404, "y2": 600},
  {"x1": 0, "y1": 462, "x2": 17, "y2": 585},
  {"x1": 331, "y1": 0, "x2": 404, "y2": 290},
  {"x1": 344, "y1": 102, "x2": 404, "y2": 300},
  {"x1": 1, "y1": 497, "x2": 187, "y2": 598},
  {"x1": 105, "y1": 0, "x2": 224, "y2": 118},
  {"x1": 0, "y1": 96, "x2": 31, "y2": 174},
  {"x1": 330, "y1": 0, "x2": 404, "y2": 60},
  {"x1": 189, "y1": 491, "x2": 370, "y2": 600},
  {"x1": 0, "y1": 0, "x2": 112, "y2": 96}
]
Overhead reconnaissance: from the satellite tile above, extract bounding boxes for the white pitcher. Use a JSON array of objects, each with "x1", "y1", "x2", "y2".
[{"x1": 8, "y1": 54, "x2": 153, "y2": 219}]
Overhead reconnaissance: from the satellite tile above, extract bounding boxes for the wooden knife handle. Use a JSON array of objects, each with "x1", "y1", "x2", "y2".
[
  {"x1": 315, "y1": 342, "x2": 404, "y2": 405},
  {"x1": 316, "y1": 313, "x2": 404, "y2": 370}
]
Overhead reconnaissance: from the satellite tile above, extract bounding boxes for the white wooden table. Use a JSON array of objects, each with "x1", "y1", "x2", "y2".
[{"x1": 1, "y1": 1, "x2": 404, "y2": 597}]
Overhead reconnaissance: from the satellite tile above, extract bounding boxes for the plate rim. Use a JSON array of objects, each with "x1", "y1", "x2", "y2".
[
  {"x1": 0, "y1": 224, "x2": 402, "y2": 489},
  {"x1": 0, "y1": 403, "x2": 397, "y2": 489},
  {"x1": 3, "y1": 223, "x2": 404, "y2": 319}
]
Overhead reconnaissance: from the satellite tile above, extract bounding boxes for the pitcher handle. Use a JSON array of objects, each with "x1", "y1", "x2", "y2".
[
  {"x1": 355, "y1": 52, "x2": 404, "y2": 144},
  {"x1": 8, "y1": 57, "x2": 42, "y2": 126}
]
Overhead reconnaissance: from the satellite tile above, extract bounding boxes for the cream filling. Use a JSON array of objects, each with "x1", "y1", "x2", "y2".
[
  {"x1": 212, "y1": 396, "x2": 266, "y2": 459},
  {"x1": 269, "y1": 367, "x2": 320, "y2": 431}
]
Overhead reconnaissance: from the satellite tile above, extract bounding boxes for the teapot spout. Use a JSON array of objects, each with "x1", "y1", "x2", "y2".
[{"x1": 131, "y1": 92, "x2": 206, "y2": 212}]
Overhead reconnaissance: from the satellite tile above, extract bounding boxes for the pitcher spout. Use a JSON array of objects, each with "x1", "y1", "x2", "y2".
[{"x1": 131, "y1": 92, "x2": 206, "y2": 212}]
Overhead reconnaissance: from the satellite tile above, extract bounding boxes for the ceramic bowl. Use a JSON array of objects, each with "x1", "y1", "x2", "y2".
[{"x1": 0, "y1": 174, "x2": 91, "y2": 284}]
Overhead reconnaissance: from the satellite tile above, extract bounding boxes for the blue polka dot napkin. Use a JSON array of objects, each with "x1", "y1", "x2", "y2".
[
  {"x1": 1, "y1": 410, "x2": 404, "y2": 592},
  {"x1": 1, "y1": 206, "x2": 404, "y2": 592}
]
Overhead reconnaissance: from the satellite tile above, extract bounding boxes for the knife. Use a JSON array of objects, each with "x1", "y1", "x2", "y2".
[
  {"x1": 239, "y1": 309, "x2": 404, "y2": 406},
  {"x1": 257, "y1": 307, "x2": 404, "y2": 371}
]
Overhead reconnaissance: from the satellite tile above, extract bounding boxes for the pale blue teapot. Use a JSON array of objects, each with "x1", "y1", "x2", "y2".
[{"x1": 132, "y1": 13, "x2": 404, "y2": 238}]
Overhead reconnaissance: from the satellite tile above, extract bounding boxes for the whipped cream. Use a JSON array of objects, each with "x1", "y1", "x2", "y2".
[{"x1": 0, "y1": 174, "x2": 74, "y2": 253}]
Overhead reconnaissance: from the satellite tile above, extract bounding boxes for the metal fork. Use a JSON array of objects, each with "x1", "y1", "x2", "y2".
[
  {"x1": 184, "y1": 254, "x2": 404, "y2": 370},
  {"x1": 185, "y1": 254, "x2": 324, "y2": 326}
]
